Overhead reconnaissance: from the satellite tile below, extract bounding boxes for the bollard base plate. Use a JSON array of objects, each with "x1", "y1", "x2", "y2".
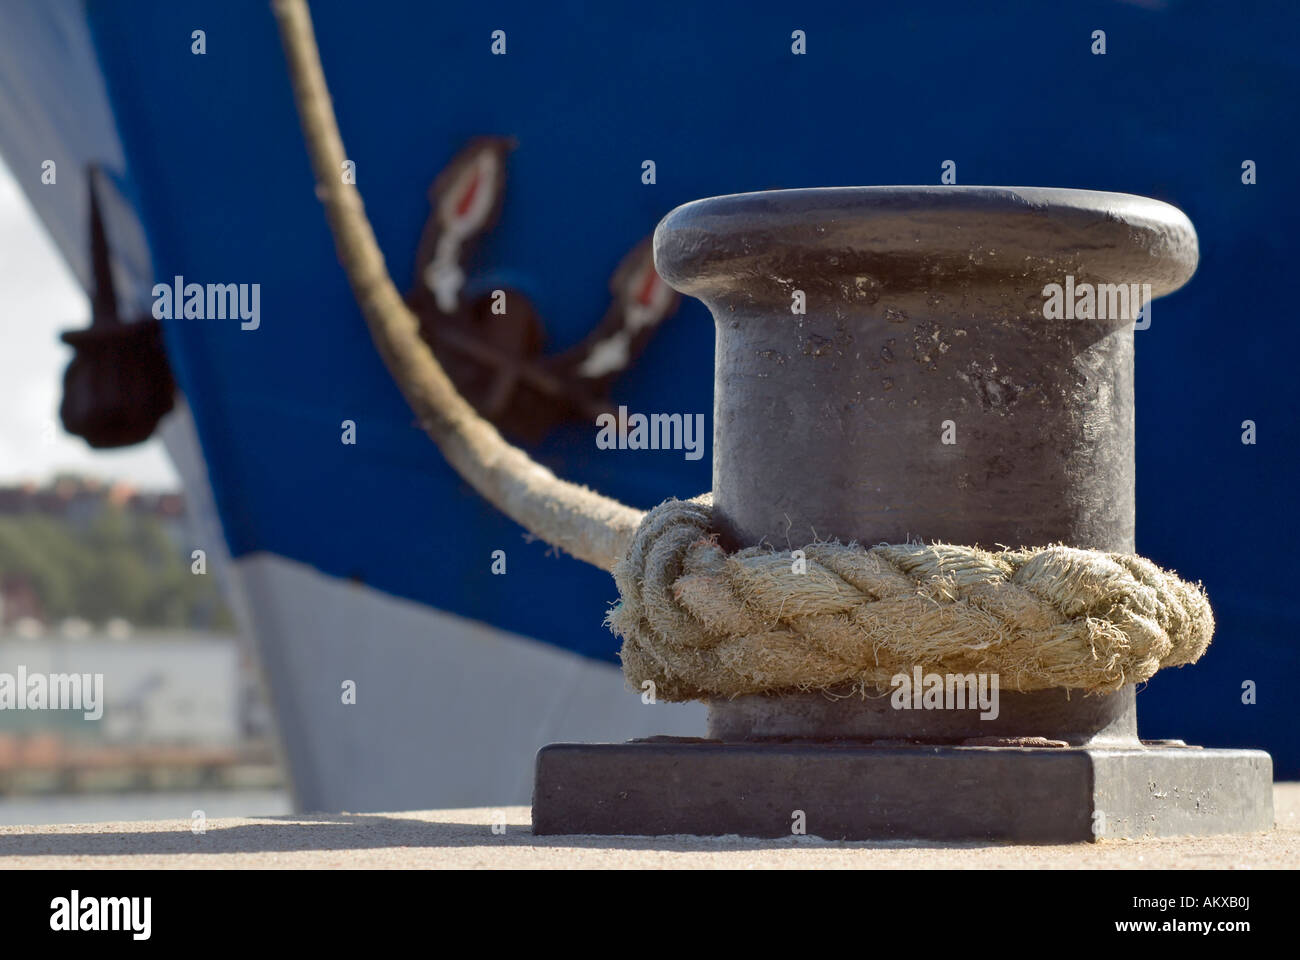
[{"x1": 532, "y1": 739, "x2": 1272, "y2": 842}]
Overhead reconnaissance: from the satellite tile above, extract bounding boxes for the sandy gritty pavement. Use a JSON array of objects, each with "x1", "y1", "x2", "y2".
[{"x1": 0, "y1": 783, "x2": 1296, "y2": 869}]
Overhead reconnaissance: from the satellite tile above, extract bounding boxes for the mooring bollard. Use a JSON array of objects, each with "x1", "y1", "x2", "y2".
[
  {"x1": 678, "y1": 186, "x2": 1160, "y2": 747},
  {"x1": 532, "y1": 186, "x2": 1273, "y2": 841}
]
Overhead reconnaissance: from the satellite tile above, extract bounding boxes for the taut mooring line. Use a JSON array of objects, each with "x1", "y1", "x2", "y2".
[{"x1": 272, "y1": 0, "x2": 643, "y2": 572}]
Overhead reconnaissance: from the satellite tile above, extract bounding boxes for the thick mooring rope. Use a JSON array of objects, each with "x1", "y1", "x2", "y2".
[
  {"x1": 273, "y1": 0, "x2": 642, "y2": 571},
  {"x1": 275, "y1": 0, "x2": 1213, "y2": 698},
  {"x1": 611, "y1": 498, "x2": 1213, "y2": 700}
]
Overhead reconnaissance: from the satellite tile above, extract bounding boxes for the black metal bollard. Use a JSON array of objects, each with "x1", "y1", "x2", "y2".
[
  {"x1": 533, "y1": 187, "x2": 1272, "y2": 841},
  {"x1": 654, "y1": 186, "x2": 1189, "y2": 743}
]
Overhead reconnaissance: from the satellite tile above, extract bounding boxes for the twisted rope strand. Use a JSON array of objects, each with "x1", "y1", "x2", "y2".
[
  {"x1": 610, "y1": 498, "x2": 1214, "y2": 701},
  {"x1": 273, "y1": 0, "x2": 643, "y2": 570}
]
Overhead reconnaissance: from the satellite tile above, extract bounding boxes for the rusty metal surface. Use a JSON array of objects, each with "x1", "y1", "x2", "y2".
[
  {"x1": 534, "y1": 739, "x2": 1272, "y2": 842},
  {"x1": 653, "y1": 187, "x2": 1197, "y2": 552},
  {"x1": 707, "y1": 686, "x2": 1139, "y2": 746}
]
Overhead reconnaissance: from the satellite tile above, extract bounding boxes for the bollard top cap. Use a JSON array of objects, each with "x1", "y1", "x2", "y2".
[{"x1": 653, "y1": 186, "x2": 1199, "y2": 304}]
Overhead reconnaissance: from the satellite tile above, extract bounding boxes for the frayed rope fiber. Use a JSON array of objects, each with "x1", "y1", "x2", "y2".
[{"x1": 609, "y1": 496, "x2": 1214, "y2": 702}]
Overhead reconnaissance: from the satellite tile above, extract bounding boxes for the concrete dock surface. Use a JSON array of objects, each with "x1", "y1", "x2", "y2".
[{"x1": 1, "y1": 783, "x2": 1296, "y2": 869}]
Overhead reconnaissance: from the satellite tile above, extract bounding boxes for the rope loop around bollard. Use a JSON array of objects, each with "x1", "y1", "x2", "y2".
[{"x1": 611, "y1": 497, "x2": 1214, "y2": 702}]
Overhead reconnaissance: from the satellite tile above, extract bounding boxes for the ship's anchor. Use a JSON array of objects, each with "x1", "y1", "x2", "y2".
[
  {"x1": 406, "y1": 138, "x2": 678, "y2": 441},
  {"x1": 58, "y1": 166, "x2": 175, "y2": 449}
]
